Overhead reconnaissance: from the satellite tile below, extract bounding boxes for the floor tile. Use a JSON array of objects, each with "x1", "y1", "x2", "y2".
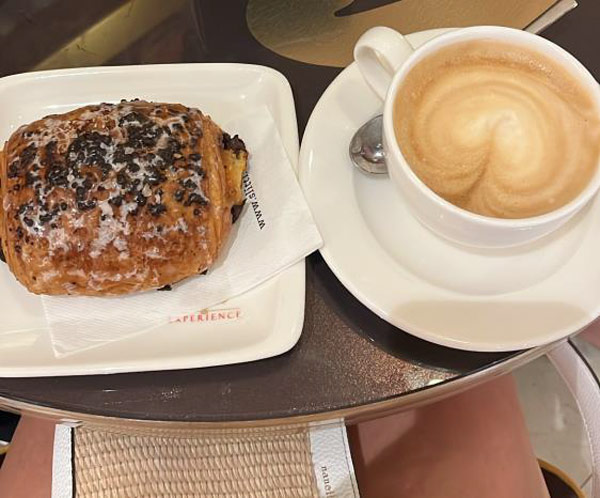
[
  {"x1": 581, "y1": 476, "x2": 592, "y2": 497},
  {"x1": 513, "y1": 355, "x2": 592, "y2": 486}
]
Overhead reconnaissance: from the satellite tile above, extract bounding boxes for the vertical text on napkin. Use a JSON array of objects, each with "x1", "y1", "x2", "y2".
[{"x1": 242, "y1": 171, "x2": 266, "y2": 229}]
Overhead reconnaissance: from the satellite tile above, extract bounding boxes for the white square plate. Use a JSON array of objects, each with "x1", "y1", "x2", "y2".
[{"x1": 0, "y1": 63, "x2": 304, "y2": 376}]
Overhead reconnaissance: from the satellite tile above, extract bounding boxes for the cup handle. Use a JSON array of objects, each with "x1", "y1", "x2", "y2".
[{"x1": 353, "y1": 27, "x2": 415, "y2": 100}]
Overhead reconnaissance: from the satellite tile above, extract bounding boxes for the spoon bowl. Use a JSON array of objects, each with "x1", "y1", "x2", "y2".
[{"x1": 349, "y1": 114, "x2": 388, "y2": 174}]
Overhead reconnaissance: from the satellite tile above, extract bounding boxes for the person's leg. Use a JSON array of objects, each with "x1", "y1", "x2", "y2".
[
  {"x1": 0, "y1": 416, "x2": 55, "y2": 498},
  {"x1": 348, "y1": 375, "x2": 549, "y2": 498},
  {"x1": 0, "y1": 378, "x2": 546, "y2": 498}
]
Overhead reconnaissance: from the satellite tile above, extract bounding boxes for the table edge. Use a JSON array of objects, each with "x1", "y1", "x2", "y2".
[{"x1": 0, "y1": 341, "x2": 558, "y2": 428}]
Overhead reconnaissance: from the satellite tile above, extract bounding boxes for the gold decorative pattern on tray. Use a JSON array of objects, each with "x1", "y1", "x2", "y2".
[{"x1": 247, "y1": 0, "x2": 557, "y2": 67}]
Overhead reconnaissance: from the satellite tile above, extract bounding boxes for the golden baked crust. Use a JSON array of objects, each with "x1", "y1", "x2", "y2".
[{"x1": 0, "y1": 100, "x2": 247, "y2": 296}]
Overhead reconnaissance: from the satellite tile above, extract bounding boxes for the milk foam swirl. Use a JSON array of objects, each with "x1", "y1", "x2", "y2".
[{"x1": 394, "y1": 41, "x2": 600, "y2": 218}]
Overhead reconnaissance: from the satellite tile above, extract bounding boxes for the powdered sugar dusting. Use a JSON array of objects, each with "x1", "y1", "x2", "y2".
[{"x1": 6, "y1": 100, "x2": 209, "y2": 264}]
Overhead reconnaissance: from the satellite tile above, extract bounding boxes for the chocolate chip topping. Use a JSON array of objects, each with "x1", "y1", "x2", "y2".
[
  {"x1": 222, "y1": 133, "x2": 247, "y2": 157},
  {"x1": 7, "y1": 100, "x2": 213, "y2": 261},
  {"x1": 231, "y1": 201, "x2": 245, "y2": 223},
  {"x1": 184, "y1": 193, "x2": 208, "y2": 207},
  {"x1": 148, "y1": 203, "x2": 167, "y2": 217},
  {"x1": 109, "y1": 195, "x2": 123, "y2": 207}
]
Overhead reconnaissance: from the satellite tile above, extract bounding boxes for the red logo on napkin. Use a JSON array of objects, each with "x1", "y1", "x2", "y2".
[{"x1": 169, "y1": 308, "x2": 242, "y2": 324}]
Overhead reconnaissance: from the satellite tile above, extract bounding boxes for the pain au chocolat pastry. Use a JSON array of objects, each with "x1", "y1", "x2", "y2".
[{"x1": 0, "y1": 99, "x2": 247, "y2": 296}]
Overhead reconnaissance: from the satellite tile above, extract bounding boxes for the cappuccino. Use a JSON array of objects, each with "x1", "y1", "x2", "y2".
[{"x1": 394, "y1": 40, "x2": 600, "y2": 219}]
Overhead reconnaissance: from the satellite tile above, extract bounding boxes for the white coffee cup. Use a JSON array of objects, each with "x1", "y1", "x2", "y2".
[{"x1": 354, "y1": 26, "x2": 600, "y2": 248}]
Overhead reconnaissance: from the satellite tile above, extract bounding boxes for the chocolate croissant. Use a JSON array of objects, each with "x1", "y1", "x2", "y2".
[{"x1": 0, "y1": 100, "x2": 247, "y2": 296}]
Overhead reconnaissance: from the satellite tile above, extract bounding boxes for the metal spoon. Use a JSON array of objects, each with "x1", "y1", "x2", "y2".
[{"x1": 349, "y1": 114, "x2": 388, "y2": 174}]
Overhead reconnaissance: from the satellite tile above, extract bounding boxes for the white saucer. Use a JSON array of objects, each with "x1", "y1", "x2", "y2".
[{"x1": 299, "y1": 29, "x2": 600, "y2": 352}]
